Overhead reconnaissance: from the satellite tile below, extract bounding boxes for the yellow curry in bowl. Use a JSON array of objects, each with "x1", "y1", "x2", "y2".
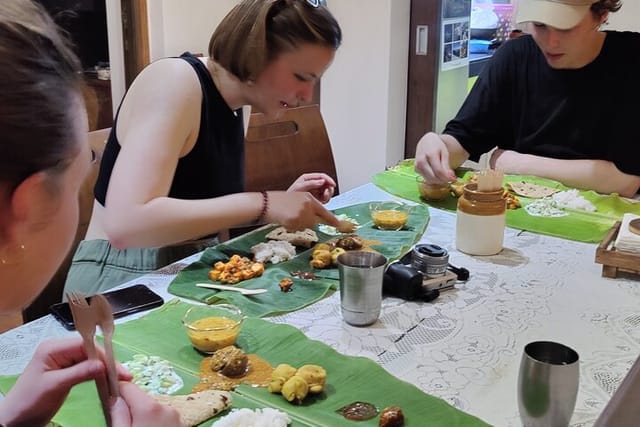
[
  {"x1": 183, "y1": 304, "x2": 243, "y2": 353},
  {"x1": 416, "y1": 176, "x2": 451, "y2": 201},
  {"x1": 369, "y1": 202, "x2": 411, "y2": 231}
]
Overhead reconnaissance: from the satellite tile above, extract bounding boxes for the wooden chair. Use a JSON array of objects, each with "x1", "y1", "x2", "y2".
[
  {"x1": 244, "y1": 104, "x2": 339, "y2": 193},
  {"x1": 223, "y1": 105, "x2": 338, "y2": 240},
  {"x1": 22, "y1": 128, "x2": 111, "y2": 322}
]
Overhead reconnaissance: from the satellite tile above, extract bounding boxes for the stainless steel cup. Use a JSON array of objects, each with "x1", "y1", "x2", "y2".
[
  {"x1": 337, "y1": 251, "x2": 387, "y2": 326},
  {"x1": 518, "y1": 341, "x2": 580, "y2": 427}
]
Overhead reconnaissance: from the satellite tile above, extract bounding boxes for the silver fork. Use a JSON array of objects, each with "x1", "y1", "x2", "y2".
[
  {"x1": 67, "y1": 292, "x2": 112, "y2": 427},
  {"x1": 92, "y1": 294, "x2": 120, "y2": 398}
]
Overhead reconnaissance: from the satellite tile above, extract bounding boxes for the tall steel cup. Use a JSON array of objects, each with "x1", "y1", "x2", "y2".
[
  {"x1": 337, "y1": 251, "x2": 387, "y2": 326},
  {"x1": 518, "y1": 341, "x2": 580, "y2": 427}
]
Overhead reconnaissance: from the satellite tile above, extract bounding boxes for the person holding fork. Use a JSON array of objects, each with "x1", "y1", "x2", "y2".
[{"x1": 0, "y1": 1, "x2": 180, "y2": 425}]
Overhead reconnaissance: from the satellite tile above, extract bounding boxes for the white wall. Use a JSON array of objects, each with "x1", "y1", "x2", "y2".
[
  {"x1": 106, "y1": 0, "x2": 237, "y2": 110},
  {"x1": 606, "y1": 1, "x2": 640, "y2": 32},
  {"x1": 105, "y1": 0, "x2": 125, "y2": 112},
  {"x1": 147, "y1": 0, "x2": 238, "y2": 60},
  {"x1": 320, "y1": 0, "x2": 410, "y2": 191},
  {"x1": 116, "y1": 0, "x2": 410, "y2": 192}
]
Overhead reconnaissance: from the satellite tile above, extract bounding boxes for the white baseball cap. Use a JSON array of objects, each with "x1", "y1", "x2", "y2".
[{"x1": 516, "y1": 0, "x2": 598, "y2": 30}]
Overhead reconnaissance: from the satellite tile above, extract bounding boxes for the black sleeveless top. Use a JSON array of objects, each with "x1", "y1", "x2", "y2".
[{"x1": 94, "y1": 53, "x2": 245, "y2": 205}]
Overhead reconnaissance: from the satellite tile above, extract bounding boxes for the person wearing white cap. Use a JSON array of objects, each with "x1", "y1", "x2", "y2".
[{"x1": 415, "y1": 0, "x2": 640, "y2": 197}]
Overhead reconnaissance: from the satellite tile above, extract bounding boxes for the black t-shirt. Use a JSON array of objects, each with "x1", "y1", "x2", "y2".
[
  {"x1": 94, "y1": 53, "x2": 245, "y2": 205},
  {"x1": 444, "y1": 31, "x2": 640, "y2": 176}
]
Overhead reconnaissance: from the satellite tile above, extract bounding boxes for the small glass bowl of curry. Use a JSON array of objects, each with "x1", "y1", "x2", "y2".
[
  {"x1": 183, "y1": 304, "x2": 244, "y2": 354},
  {"x1": 416, "y1": 175, "x2": 451, "y2": 202},
  {"x1": 370, "y1": 201, "x2": 411, "y2": 231}
]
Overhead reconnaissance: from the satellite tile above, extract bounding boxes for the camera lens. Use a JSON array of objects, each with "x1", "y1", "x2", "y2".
[{"x1": 411, "y1": 244, "x2": 449, "y2": 278}]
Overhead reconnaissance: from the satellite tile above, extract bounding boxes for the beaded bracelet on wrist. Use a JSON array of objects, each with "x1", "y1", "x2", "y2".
[{"x1": 255, "y1": 191, "x2": 269, "y2": 224}]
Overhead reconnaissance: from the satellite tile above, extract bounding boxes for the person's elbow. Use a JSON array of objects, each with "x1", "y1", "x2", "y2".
[
  {"x1": 103, "y1": 228, "x2": 132, "y2": 250},
  {"x1": 617, "y1": 176, "x2": 640, "y2": 198},
  {"x1": 102, "y1": 212, "x2": 137, "y2": 249}
]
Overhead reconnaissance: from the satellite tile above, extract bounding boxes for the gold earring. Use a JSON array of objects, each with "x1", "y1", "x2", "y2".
[{"x1": 0, "y1": 244, "x2": 26, "y2": 265}]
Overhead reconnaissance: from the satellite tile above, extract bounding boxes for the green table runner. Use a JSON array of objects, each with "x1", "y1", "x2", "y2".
[
  {"x1": 0, "y1": 301, "x2": 489, "y2": 427},
  {"x1": 374, "y1": 159, "x2": 640, "y2": 243},
  {"x1": 168, "y1": 203, "x2": 430, "y2": 316}
]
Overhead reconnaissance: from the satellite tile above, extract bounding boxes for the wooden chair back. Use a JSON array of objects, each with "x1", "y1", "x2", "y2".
[
  {"x1": 244, "y1": 104, "x2": 339, "y2": 193},
  {"x1": 219, "y1": 105, "x2": 338, "y2": 240},
  {"x1": 22, "y1": 128, "x2": 110, "y2": 321}
]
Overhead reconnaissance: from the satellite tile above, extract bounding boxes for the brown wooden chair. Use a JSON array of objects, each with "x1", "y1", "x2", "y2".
[
  {"x1": 223, "y1": 105, "x2": 338, "y2": 240},
  {"x1": 22, "y1": 128, "x2": 110, "y2": 321},
  {"x1": 244, "y1": 104, "x2": 339, "y2": 193}
]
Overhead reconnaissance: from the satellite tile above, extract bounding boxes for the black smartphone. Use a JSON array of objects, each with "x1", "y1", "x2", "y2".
[{"x1": 49, "y1": 284, "x2": 164, "y2": 330}]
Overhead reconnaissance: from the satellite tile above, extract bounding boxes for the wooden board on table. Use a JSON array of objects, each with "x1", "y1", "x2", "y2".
[{"x1": 595, "y1": 221, "x2": 640, "y2": 278}]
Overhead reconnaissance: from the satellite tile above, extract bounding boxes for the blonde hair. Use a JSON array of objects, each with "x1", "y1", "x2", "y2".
[{"x1": 209, "y1": 0, "x2": 341, "y2": 82}]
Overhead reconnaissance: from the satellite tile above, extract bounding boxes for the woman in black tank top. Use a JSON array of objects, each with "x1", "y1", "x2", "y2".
[{"x1": 65, "y1": 0, "x2": 344, "y2": 295}]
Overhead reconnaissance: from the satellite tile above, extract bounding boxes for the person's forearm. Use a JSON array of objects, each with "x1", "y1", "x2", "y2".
[
  {"x1": 102, "y1": 192, "x2": 264, "y2": 248},
  {"x1": 492, "y1": 150, "x2": 640, "y2": 197},
  {"x1": 441, "y1": 134, "x2": 470, "y2": 169},
  {"x1": 0, "y1": 402, "x2": 13, "y2": 427},
  {"x1": 0, "y1": 397, "x2": 33, "y2": 427}
]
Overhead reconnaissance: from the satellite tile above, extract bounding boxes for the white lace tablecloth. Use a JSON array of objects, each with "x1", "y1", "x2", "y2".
[{"x1": 2, "y1": 183, "x2": 639, "y2": 426}]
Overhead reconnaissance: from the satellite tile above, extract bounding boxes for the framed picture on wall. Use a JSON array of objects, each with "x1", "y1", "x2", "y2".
[
  {"x1": 443, "y1": 0, "x2": 471, "y2": 19},
  {"x1": 441, "y1": 17, "x2": 470, "y2": 70}
]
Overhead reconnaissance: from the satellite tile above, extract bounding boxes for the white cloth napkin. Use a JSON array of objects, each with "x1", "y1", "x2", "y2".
[{"x1": 614, "y1": 213, "x2": 640, "y2": 253}]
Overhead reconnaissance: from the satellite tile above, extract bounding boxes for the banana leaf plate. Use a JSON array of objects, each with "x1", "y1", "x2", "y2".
[
  {"x1": 374, "y1": 159, "x2": 640, "y2": 243},
  {"x1": 167, "y1": 203, "x2": 430, "y2": 316},
  {"x1": 0, "y1": 300, "x2": 489, "y2": 427}
]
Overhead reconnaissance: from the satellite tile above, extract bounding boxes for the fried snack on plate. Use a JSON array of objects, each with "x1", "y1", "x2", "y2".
[
  {"x1": 379, "y1": 405, "x2": 405, "y2": 427},
  {"x1": 330, "y1": 247, "x2": 346, "y2": 265},
  {"x1": 503, "y1": 190, "x2": 521, "y2": 210},
  {"x1": 295, "y1": 365, "x2": 327, "y2": 394},
  {"x1": 281, "y1": 375, "x2": 309, "y2": 403},
  {"x1": 208, "y1": 255, "x2": 264, "y2": 284},
  {"x1": 336, "y1": 235, "x2": 363, "y2": 250},
  {"x1": 266, "y1": 227, "x2": 318, "y2": 248},
  {"x1": 506, "y1": 181, "x2": 559, "y2": 198},
  {"x1": 268, "y1": 364, "x2": 298, "y2": 393},
  {"x1": 153, "y1": 390, "x2": 232, "y2": 427},
  {"x1": 209, "y1": 346, "x2": 249, "y2": 377},
  {"x1": 279, "y1": 277, "x2": 294, "y2": 292},
  {"x1": 310, "y1": 249, "x2": 332, "y2": 269},
  {"x1": 450, "y1": 180, "x2": 465, "y2": 198}
]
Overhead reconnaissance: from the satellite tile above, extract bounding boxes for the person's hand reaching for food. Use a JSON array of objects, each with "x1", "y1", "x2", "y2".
[
  {"x1": 266, "y1": 191, "x2": 340, "y2": 231},
  {"x1": 288, "y1": 173, "x2": 336, "y2": 204},
  {"x1": 415, "y1": 132, "x2": 466, "y2": 184}
]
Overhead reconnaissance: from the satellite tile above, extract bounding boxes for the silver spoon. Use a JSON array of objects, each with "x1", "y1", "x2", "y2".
[{"x1": 196, "y1": 283, "x2": 268, "y2": 295}]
